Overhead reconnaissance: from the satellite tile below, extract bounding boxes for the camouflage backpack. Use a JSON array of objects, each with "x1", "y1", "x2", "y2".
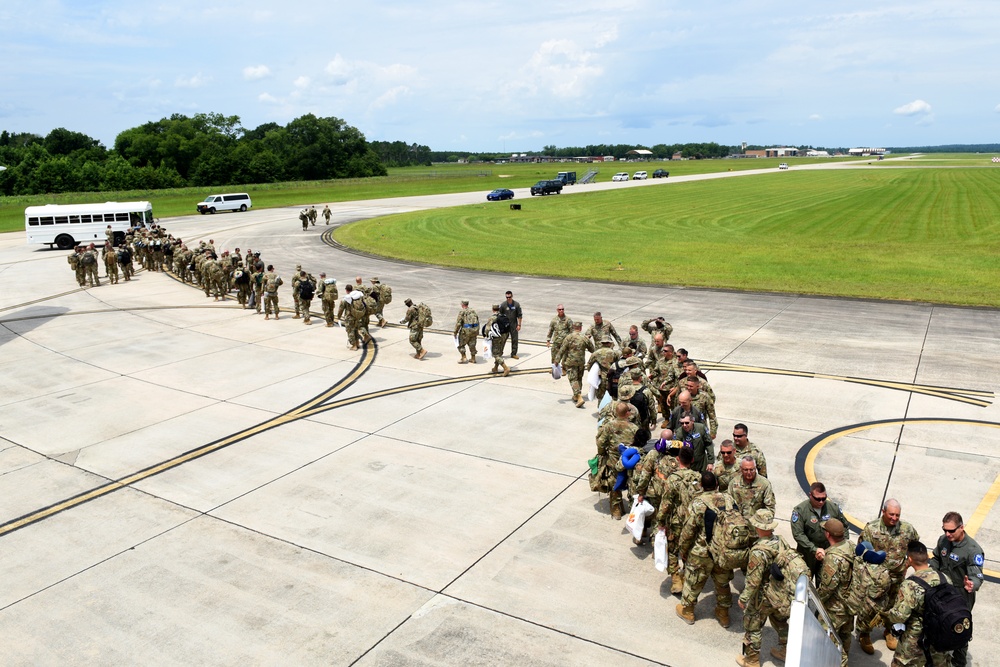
[
  {"x1": 709, "y1": 505, "x2": 755, "y2": 570},
  {"x1": 379, "y1": 283, "x2": 392, "y2": 304},
  {"x1": 351, "y1": 294, "x2": 367, "y2": 315},
  {"x1": 68, "y1": 253, "x2": 80, "y2": 269},
  {"x1": 764, "y1": 543, "x2": 809, "y2": 617},
  {"x1": 362, "y1": 293, "x2": 378, "y2": 315},
  {"x1": 81, "y1": 251, "x2": 97, "y2": 266},
  {"x1": 417, "y1": 302, "x2": 433, "y2": 327},
  {"x1": 846, "y1": 558, "x2": 893, "y2": 616}
]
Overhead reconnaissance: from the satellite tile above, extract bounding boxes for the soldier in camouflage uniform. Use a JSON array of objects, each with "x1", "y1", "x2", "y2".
[
  {"x1": 291, "y1": 265, "x2": 304, "y2": 318},
  {"x1": 647, "y1": 340, "x2": 680, "y2": 422},
  {"x1": 587, "y1": 337, "x2": 620, "y2": 402},
  {"x1": 584, "y1": 311, "x2": 622, "y2": 348},
  {"x1": 556, "y1": 322, "x2": 594, "y2": 408},
  {"x1": 546, "y1": 305, "x2": 574, "y2": 365},
  {"x1": 728, "y1": 456, "x2": 776, "y2": 519},
  {"x1": 885, "y1": 540, "x2": 952, "y2": 667},
  {"x1": 318, "y1": 274, "x2": 338, "y2": 327},
  {"x1": 632, "y1": 430, "x2": 680, "y2": 542},
  {"x1": 82, "y1": 244, "x2": 100, "y2": 287},
  {"x1": 714, "y1": 440, "x2": 740, "y2": 492},
  {"x1": 624, "y1": 325, "x2": 648, "y2": 358},
  {"x1": 337, "y1": 285, "x2": 361, "y2": 348},
  {"x1": 68, "y1": 247, "x2": 85, "y2": 287},
  {"x1": 263, "y1": 265, "x2": 282, "y2": 320},
  {"x1": 731, "y1": 423, "x2": 768, "y2": 478},
  {"x1": 791, "y1": 481, "x2": 847, "y2": 577},
  {"x1": 299, "y1": 209, "x2": 309, "y2": 230},
  {"x1": 322, "y1": 204, "x2": 332, "y2": 225},
  {"x1": 816, "y1": 518, "x2": 855, "y2": 667},
  {"x1": 856, "y1": 499, "x2": 919, "y2": 653},
  {"x1": 370, "y1": 277, "x2": 389, "y2": 327},
  {"x1": 641, "y1": 316, "x2": 673, "y2": 344},
  {"x1": 677, "y1": 471, "x2": 739, "y2": 628},
  {"x1": 738, "y1": 510, "x2": 790, "y2": 667},
  {"x1": 482, "y1": 304, "x2": 510, "y2": 376},
  {"x1": 655, "y1": 447, "x2": 702, "y2": 595},
  {"x1": 103, "y1": 244, "x2": 119, "y2": 284},
  {"x1": 401, "y1": 298, "x2": 427, "y2": 360},
  {"x1": 686, "y1": 376, "x2": 718, "y2": 439},
  {"x1": 308, "y1": 205, "x2": 318, "y2": 226},
  {"x1": 117, "y1": 244, "x2": 134, "y2": 282},
  {"x1": 251, "y1": 266, "x2": 265, "y2": 314},
  {"x1": 453, "y1": 300, "x2": 479, "y2": 364},
  {"x1": 594, "y1": 402, "x2": 639, "y2": 520}
]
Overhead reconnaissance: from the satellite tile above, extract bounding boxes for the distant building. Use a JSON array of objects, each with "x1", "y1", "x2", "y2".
[
  {"x1": 626, "y1": 149, "x2": 653, "y2": 161},
  {"x1": 848, "y1": 147, "x2": 887, "y2": 156},
  {"x1": 805, "y1": 150, "x2": 831, "y2": 157}
]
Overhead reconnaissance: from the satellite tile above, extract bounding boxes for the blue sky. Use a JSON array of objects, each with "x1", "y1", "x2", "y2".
[{"x1": 2, "y1": 0, "x2": 998, "y2": 152}]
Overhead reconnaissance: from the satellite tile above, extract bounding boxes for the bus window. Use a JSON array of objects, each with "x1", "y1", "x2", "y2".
[
  {"x1": 115, "y1": 213, "x2": 129, "y2": 222},
  {"x1": 69, "y1": 215, "x2": 80, "y2": 224},
  {"x1": 40, "y1": 217, "x2": 54, "y2": 225},
  {"x1": 55, "y1": 216, "x2": 68, "y2": 225},
  {"x1": 79, "y1": 214, "x2": 91, "y2": 223},
  {"x1": 130, "y1": 212, "x2": 142, "y2": 225},
  {"x1": 28, "y1": 217, "x2": 39, "y2": 226}
]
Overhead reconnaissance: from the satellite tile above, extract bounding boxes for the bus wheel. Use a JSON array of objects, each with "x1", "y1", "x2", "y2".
[
  {"x1": 55, "y1": 234, "x2": 75, "y2": 250},
  {"x1": 239, "y1": 204, "x2": 247, "y2": 212}
]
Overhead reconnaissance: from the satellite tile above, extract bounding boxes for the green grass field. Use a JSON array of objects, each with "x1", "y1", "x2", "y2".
[
  {"x1": 0, "y1": 157, "x2": 855, "y2": 233},
  {"x1": 335, "y1": 166, "x2": 1000, "y2": 307}
]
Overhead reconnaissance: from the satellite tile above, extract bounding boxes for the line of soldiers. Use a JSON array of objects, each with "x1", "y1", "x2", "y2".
[
  {"x1": 66, "y1": 223, "x2": 175, "y2": 287},
  {"x1": 584, "y1": 312, "x2": 982, "y2": 666},
  {"x1": 298, "y1": 205, "x2": 333, "y2": 230}
]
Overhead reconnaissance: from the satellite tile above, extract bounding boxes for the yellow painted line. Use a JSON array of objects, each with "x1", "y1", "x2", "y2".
[{"x1": 802, "y1": 418, "x2": 1000, "y2": 580}]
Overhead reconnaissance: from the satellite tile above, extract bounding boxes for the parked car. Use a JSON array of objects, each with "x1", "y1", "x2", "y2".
[
  {"x1": 612, "y1": 172, "x2": 630, "y2": 181},
  {"x1": 530, "y1": 180, "x2": 563, "y2": 196},
  {"x1": 633, "y1": 171, "x2": 648, "y2": 180},
  {"x1": 487, "y1": 188, "x2": 515, "y2": 201},
  {"x1": 652, "y1": 169, "x2": 670, "y2": 178},
  {"x1": 778, "y1": 163, "x2": 789, "y2": 170}
]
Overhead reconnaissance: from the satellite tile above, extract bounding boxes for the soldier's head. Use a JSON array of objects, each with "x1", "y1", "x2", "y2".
[
  {"x1": 941, "y1": 512, "x2": 965, "y2": 542},
  {"x1": 556, "y1": 304, "x2": 565, "y2": 316},
  {"x1": 678, "y1": 390, "x2": 692, "y2": 412},
  {"x1": 629, "y1": 325, "x2": 639, "y2": 340},
  {"x1": 719, "y1": 440, "x2": 736, "y2": 465},
  {"x1": 808, "y1": 482, "x2": 828, "y2": 509},
  {"x1": 319, "y1": 273, "x2": 326, "y2": 279},
  {"x1": 371, "y1": 277, "x2": 379, "y2": 284},
  {"x1": 732, "y1": 423, "x2": 749, "y2": 446},
  {"x1": 355, "y1": 276, "x2": 363, "y2": 286},
  {"x1": 405, "y1": 298, "x2": 414, "y2": 308},
  {"x1": 346, "y1": 284, "x2": 354, "y2": 293},
  {"x1": 700, "y1": 471, "x2": 718, "y2": 492},
  {"x1": 572, "y1": 321, "x2": 582, "y2": 331},
  {"x1": 652, "y1": 333, "x2": 664, "y2": 349},
  {"x1": 266, "y1": 264, "x2": 274, "y2": 272},
  {"x1": 299, "y1": 270, "x2": 306, "y2": 278},
  {"x1": 677, "y1": 446, "x2": 694, "y2": 468},
  {"x1": 822, "y1": 518, "x2": 845, "y2": 544},
  {"x1": 676, "y1": 348, "x2": 689, "y2": 363},
  {"x1": 740, "y1": 455, "x2": 757, "y2": 484},
  {"x1": 881, "y1": 499, "x2": 901, "y2": 528},
  {"x1": 906, "y1": 540, "x2": 929, "y2": 568},
  {"x1": 655, "y1": 429, "x2": 674, "y2": 451},
  {"x1": 614, "y1": 402, "x2": 631, "y2": 420},
  {"x1": 492, "y1": 304, "x2": 500, "y2": 313},
  {"x1": 684, "y1": 361, "x2": 700, "y2": 378},
  {"x1": 505, "y1": 291, "x2": 513, "y2": 303},
  {"x1": 664, "y1": 344, "x2": 674, "y2": 358},
  {"x1": 685, "y1": 376, "x2": 700, "y2": 395},
  {"x1": 601, "y1": 337, "x2": 614, "y2": 347},
  {"x1": 750, "y1": 509, "x2": 777, "y2": 536},
  {"x1": 593, "y1": 311, "x2": 603, "y2": 325},
  {"x1": 461, "y1": 300, "x2": 469, "y2": 309},
  {"x1": 678, "y1": 415, "x2": 694, "y2": 434}
]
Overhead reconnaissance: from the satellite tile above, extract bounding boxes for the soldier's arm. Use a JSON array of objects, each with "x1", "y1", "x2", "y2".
[
  {"x1": 763, "y1": 482, "x2": 777, "y2": 515},
  {"x1": 633, "y1": 455, "x2": 654, "y2": 497},
  {"x1": 740, "y1": 550, "x2": 767, "y2": 605},
  {"x1": 967, "y1": 547, "x2": 985, "y2": 593},
  {"x1": 859, "y1": 523, "x2": 874, "y2": 546},
  {"x1": 655, "y1": 490, "x2": 674, "y2": 528},
  {"x1": 816, "y1": 554, "x2": 844, "y2": 602},
  {"x1": 678, "y1": 506, "x2": 700, "y2": 557},
  {"x1": 884, "y1": 581, "x2": 916, "y2": 625},
  {"x1": 641, "y1": 318, "x2": 655, "y2": 334},
  {"x1": 546, "y1": 319, "x2": 555, "y2": 341},
  {"x1": 755, "y1": 449, "x2": 768, "y2": 478},
  {"x1": 704, "y1": 398, "x2": 718, "y2": 440},
  {"x1": 610, "y1": 324, "x2": 622, "y2": 345}
]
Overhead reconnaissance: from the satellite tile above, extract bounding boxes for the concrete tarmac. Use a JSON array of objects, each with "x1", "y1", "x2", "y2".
[{"x1": 0, "y1": 183, "x2": 996, "y2": 666}]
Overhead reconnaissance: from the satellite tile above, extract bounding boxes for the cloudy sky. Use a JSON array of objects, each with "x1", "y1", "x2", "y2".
[{"x1": 2, "y1": 0, "x2": 998, "y2": 152}]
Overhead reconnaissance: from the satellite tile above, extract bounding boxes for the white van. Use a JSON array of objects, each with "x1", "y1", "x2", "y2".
[{"x1": 196, "y1": 193, "x2": 252, "y2": 214}]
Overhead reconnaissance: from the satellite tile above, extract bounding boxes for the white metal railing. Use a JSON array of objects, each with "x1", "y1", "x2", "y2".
[{"x1": 786, "y1": 574, "x2": 844, "y2": 667}]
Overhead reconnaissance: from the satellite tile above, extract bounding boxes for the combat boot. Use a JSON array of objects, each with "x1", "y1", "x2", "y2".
[
  {"x1": 458, "y1": 354, "x2": 467, "y2": 364},
  {"x1": 883, "y1": 629, "x2": 898, "y2": 650},
  {"x1": 858, "y1": 633, "x2": 874, "y2": 654},
  {"x1": 416, "y1": 349, "x2": 427, "y2": 360},
  {"x1": 574, "y1": 394, "x2": 585, "y2": 408},
  {"x1": 715, "y1": 606, "x2": 730, "y2": 628},
  {"x1": 491, "y1": 364, "x2": 500, "y2": 374},
  {"x1": 610, "y1": 492, "x2": 623, "y2": 520},
  {"x1": 470, "y1": 353, "x2": 476, "y2": 364},
  {"x1": 770, "y1": 645, "x2": 786, "y2": 662},
  {"x1": 670, "y1": 572, "x2": 683, "y2": 595},
  {"x1": 675, "y1": 604, "x2": 695, "y2": 625},
  {"x1": 735, "y1": 652, "x2": 760, "y2": 667},
  {"x1": 501, "y1": 361, "x2": 510, "y2": 377}
]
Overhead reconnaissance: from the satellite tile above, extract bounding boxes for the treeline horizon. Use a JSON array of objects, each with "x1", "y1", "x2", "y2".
[{"x1": 2, "y1": 113, "x2": 996, "y2": 197}]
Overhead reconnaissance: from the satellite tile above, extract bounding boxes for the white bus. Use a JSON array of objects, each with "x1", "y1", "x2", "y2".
[{"x1": 24, "y1": 201, "x2": 155, "y2": 250}]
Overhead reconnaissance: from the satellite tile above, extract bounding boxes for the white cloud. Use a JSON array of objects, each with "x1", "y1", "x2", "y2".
[
  {"x1": 293, "y1": 76, "x2": 310, "y2": 88},
  {"x1": 324, "y1": 54, "x2": 417, "y2": 87},
  {"x1": 995, "y1": 103, "x2": 1000, "y2": 113},
  {"x1": 894, "y1": 99, "x2": 932, "y2": 116},
  {"x1": 809, "y1": 114, "x2": 822, "y2": 121},
  {"x1": 175, "y1": 73, "x2": 211, "y2": 88},
  {"x1": 516, "y1": 39, "x2": 603, "y2": 99},
  {"x1": 370, "y1": 85, "x2": 410, "y2": 110},
  {"x1": 243, "y1": 65, "x2": 271, "y2": 81},
  {"x1": 258, "y1": 92, "x2": 281, "y2": 104}
]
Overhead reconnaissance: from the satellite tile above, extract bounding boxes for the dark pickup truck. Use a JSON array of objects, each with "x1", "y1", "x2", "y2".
[{"x1": 530, "y1": 180, "x2": 564, "y2": 196}]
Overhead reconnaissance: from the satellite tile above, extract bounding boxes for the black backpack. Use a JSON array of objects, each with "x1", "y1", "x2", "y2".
[
  {"x1": 298, "y1": 280, "x2": 315, "y2": 301},
  {"x1": 495, "y1": 312, "x2": 511, "y2": 334},
  {"x1": 910, "y1": 576, "x2": 972, "y2": 655}
]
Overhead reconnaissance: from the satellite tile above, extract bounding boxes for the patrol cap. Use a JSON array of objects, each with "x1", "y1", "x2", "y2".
[
  {"x1": 629, "y1": 368, "x2": 644, "y2": 380},
  {"x1": 404, "y1": 298, "x2": 414, "y2": 307},
  {"x1": 492, "y1": 304, "x2": 500, "y2": 311},
  {"x1": 601, "y1": 336, "x2": 615, "y2": 345},
  {"x1": 461, "y1": 300, "x2": 469, "y2": 306},
  {"x1": 618, "y1": 384, "x2": 636, "y2": 400},
  {"x1": 821, "y1": 518, "x2": 845, "y2": 538},
  {"x1": 624, "y1": 356, "x2": 642, "y2": 367},
  {"x1": 749, "y1": 509, "x2": 777, "y2": 531},
  {"x1": 371, "y1": 276, "x2": 379, "y2": 283}
]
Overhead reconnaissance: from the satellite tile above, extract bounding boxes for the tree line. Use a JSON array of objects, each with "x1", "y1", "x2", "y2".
[{"x1": 0, "y1": 113, "x2": 390, "y2": 196}]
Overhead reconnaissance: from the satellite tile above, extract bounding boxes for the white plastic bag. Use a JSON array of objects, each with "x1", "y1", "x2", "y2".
[
  {"x1": 654, "y1": 529, "x2": 668, "y2": 572},
  {"x1": 626, "y1": 497, "x2": 654, "y2": 541},
  {"x1": 552, "y1": 363, "x2": 562, "y2": 380},
  {"x1": 482, "y1": 343, "x2": 493, "y2": 360},
  {"x1": 454, "y1": 335, "x2": 460, "y2": 348},
  {"x1": 586, "y1": 363, "x2": 600, "y2": 401}
]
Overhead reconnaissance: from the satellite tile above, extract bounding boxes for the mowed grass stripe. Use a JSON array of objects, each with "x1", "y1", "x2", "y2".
[{"x1": 335, "y1": 168, "x2": 1000, "y2": 306}]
